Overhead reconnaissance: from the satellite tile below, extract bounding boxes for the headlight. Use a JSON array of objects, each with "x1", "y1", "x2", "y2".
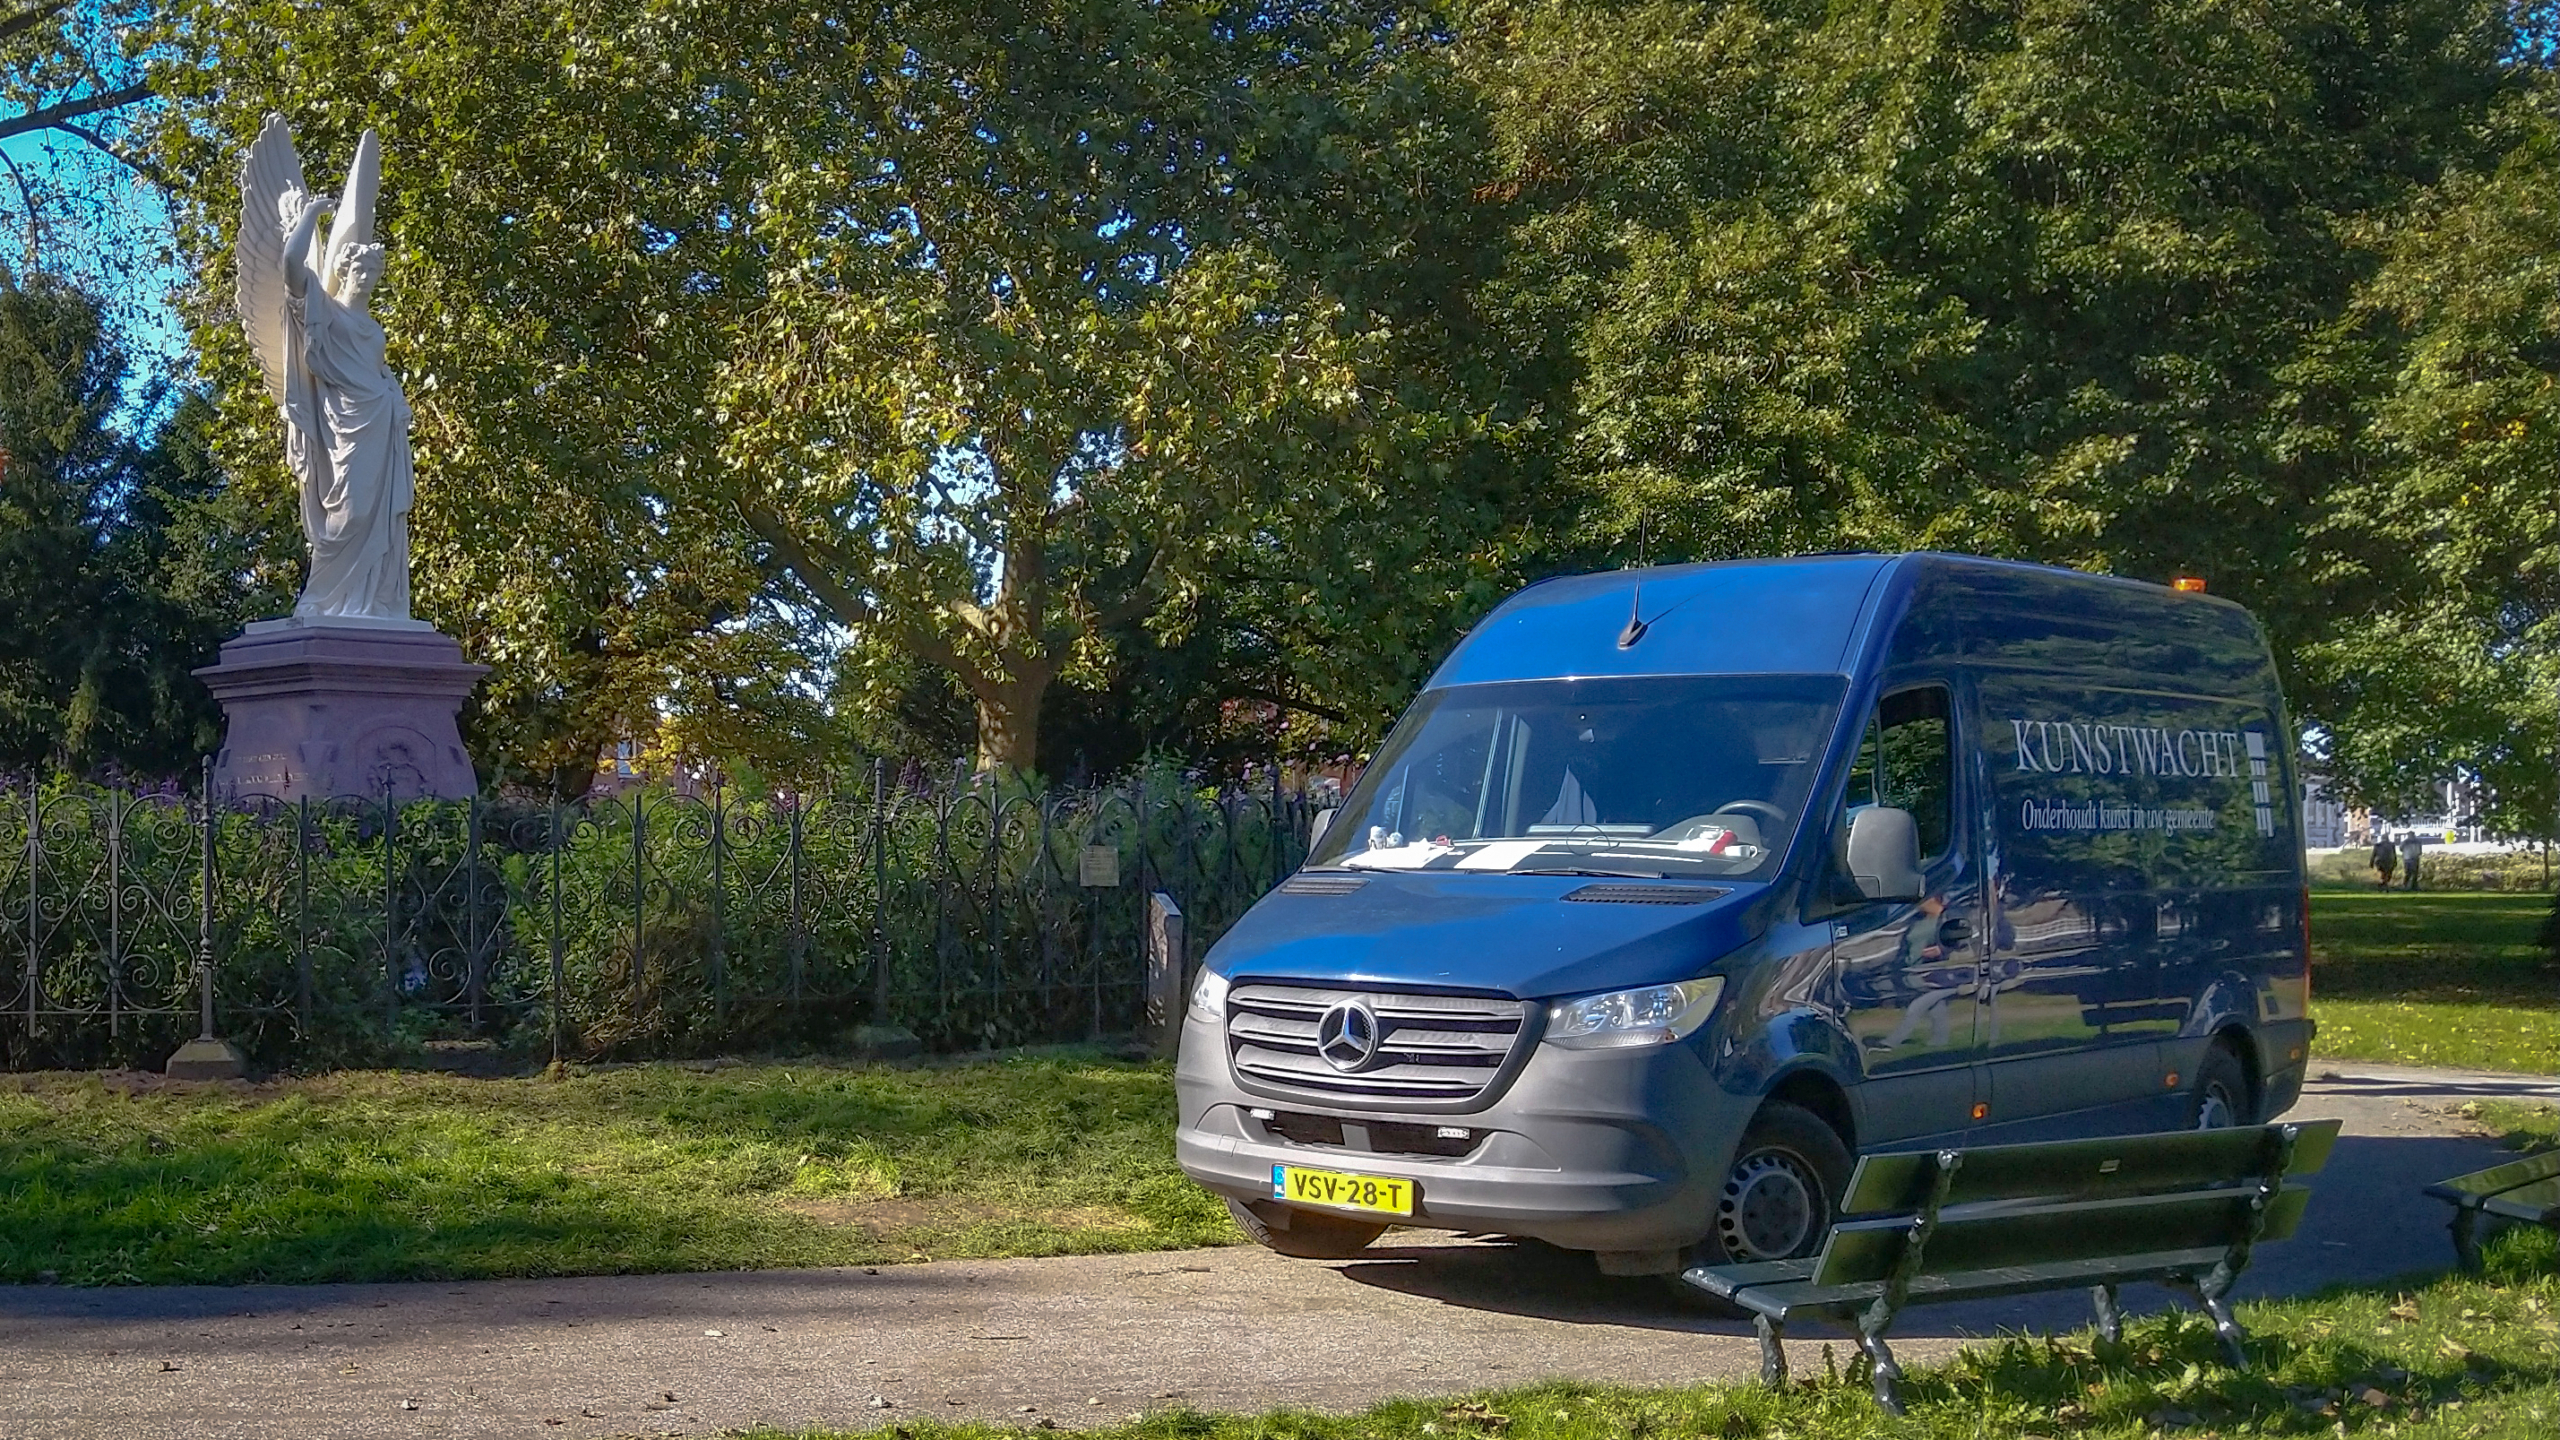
[
  {"x1": 1188, "y1": 967, "x2": 1231, "y2": 1024},
  {"x1": 1544, "y1": 976, "x2": 1725, "y2": 1050}
]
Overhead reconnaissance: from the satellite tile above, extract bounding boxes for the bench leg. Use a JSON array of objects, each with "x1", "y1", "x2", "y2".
[
  {"x1": 1752, "y1": 1313, "x2": 1788, "y2": 1388},
  {"x1": 1857, "y1": 1327, "x2": 1905, "y2": 1416},
  {"x1": 2201, "y1": 1292, "x2": 2249, "y2": 1371},
  {"x1": 2450, "y1": 1203, "x2": 2483, "y2": 1273},
  {"x1": 2090, "y1": 1283, "x2": 2123, "y2": 1346},
  {"x1": 2170, "y1": 1278, "x2": 2251, "y2": 1370}
]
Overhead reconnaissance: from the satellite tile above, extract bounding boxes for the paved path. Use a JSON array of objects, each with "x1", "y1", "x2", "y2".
[{"x1": 3, "y1": 1064, "x2": 2553, "y2": 1440}]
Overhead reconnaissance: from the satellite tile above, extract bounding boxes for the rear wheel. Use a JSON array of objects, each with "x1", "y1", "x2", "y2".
[
  {"x1": 1224, "y1": 1197, "x2": 1389, "y2": 1259},
  {"x1": 2189, "y1": 1042, "x2": 2256, "y2": 1129}
]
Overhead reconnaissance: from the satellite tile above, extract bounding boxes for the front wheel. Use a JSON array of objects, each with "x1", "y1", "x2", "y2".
[
  {"x1": 1224, "y1": 1197, "x2": 1389, "y2": 1259},
  {"x1": 1705, "y1": 1101, "x2": 1853, "y2": 1265},
  {"x1": 1659, "y1": 1100, "x2": 1851, "y2": 1309}
]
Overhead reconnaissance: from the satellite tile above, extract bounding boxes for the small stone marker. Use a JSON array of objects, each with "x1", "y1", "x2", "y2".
[{"x1": 1078, "y1": 845, "x2": 1120, "y2": 888}]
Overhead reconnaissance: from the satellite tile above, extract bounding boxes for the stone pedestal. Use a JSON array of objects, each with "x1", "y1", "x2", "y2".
[{"x1": 195, "y1": 619, "x2": 489, "y2": 801}]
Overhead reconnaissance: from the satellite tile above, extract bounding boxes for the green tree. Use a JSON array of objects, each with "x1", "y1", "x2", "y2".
[
  {"x1": 0, "y1": 263, "x2": 122, "y2": 766},
  {"x1": 100, "y1": 391, "x2": 303, "y2": 773},
  {"x1": 156, "y1": 0, "x2": 810, "y2": 791},
  {"x1": 1466, "y1": 0, "x2": 2550, "y2": 817},
  {"x1": 1474, "y1": 0, "x2": 2517, "y2": 568},
  {"x1": 2304, "y1": 77, "x2": 2560, "y2": 836},
  {"x1": 156, "y1": 0, "x2": 1528, "y2": 780},
  {"x1": 0, "y1": 267, "x2": 290, "y2": 773},
  {"x1": 671, "y1": 0, "x2": 1525, "y2": 772}
]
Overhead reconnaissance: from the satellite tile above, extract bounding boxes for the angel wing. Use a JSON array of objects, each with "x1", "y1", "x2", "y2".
[
  {"x1": 236, "y1": 115, "x2": 310, "y2": 406},
  {"x1": 322, "y1": 130, "x2": 381, "y2": 302}
]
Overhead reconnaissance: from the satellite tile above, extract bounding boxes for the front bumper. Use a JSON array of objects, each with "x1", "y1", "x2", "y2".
[{"x1": 1173, "y1": 1009, "x2": 1760, "y2": 1256}]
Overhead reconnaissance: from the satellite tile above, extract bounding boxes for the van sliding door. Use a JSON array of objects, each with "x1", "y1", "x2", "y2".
[{"x1": 1977, "y1": 678, "x2": 2289, "y2": 1122}]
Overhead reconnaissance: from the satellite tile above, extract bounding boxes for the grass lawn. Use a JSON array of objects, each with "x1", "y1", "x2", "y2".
[
  {"x1": 2311, "y1": 890, "x2": 2559, "y2": 1075},
  {"x1": 752, "y1": 1237, "x2": 2560, "y2": 1439},
  {"x1": 0, "y1": 1049, "x2": 1237, "y2": 1287},
  {"x1": 4, "y1": 889, "x2": 2550, "y2": 1290},
  {"x1": 2474, "y1": 1100, "x2": 2560, "y2": 1153}
]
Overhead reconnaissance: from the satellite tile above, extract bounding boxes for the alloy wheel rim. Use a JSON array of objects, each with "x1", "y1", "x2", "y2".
[{"x1": 1717, "y1": 1150, "x2": 1821, "y2": 1261}]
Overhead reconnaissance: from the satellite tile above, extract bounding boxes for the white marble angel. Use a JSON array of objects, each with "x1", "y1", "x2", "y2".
[{"x1": 237, "y1": 115, "x2": 419, "y2": 625}]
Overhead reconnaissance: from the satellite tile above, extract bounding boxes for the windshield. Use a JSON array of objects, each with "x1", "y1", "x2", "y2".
[{"x1": 1307, "y1": 674, "x2": 1848, "y2": 879}]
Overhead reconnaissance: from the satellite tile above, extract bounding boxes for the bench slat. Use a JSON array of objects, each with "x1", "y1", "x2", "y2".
[
  {"x1": 1708, "y1": 1246, "x2": 2233, "y2": 1323},
  {"x1": 1686, "y1": 1258, "x2": 1814, "y2": 1300},
  {"x1": 2475, "y1": 1177, "x2": 2560, "y2": 1225},
  {"x1": 1842, "y1": 1120, "x2": 2340, "y2": 1214},
  {"x1": 1810, "y1": 1185, "x2": 2309, "y2": 1287},
  {"x1": 2423, "y1": 1150, "x2": 2560, "y2": 1205}
]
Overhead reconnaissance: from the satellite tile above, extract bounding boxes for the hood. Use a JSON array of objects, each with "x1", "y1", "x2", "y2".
[{"x1": 1203, "y1": 871, "x2": 1770, "y2": 1000}]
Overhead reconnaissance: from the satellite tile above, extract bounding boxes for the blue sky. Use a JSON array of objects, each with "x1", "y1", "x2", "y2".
[{"x1": 3, "y1": 120, "x2": 190, "y2": 423}]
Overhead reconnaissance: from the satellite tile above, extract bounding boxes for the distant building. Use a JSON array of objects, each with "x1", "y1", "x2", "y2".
[
  {"x1": 2315, "y1": 773, "x2": 2500, "y2": 848},
  {"x1": 2301, "y1": 773, "x2": 2345, "y2": 848},
  {"x1": 590, "y1": 737, "x2": 714, "y2": 797}
]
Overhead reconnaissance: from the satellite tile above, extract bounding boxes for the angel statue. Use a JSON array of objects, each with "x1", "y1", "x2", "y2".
[{"x1": 237, "y1": 115, "x2": 418, "y2": 625}]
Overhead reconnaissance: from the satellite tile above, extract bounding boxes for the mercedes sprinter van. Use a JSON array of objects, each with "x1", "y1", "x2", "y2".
[{"x1": 1174, "y1": 553, "x2": 2311, "y2": 1276}]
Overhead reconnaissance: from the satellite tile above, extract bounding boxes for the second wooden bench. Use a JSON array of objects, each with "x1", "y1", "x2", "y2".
[{"x1": 1684, "y1": 1119, "x2": 2342, "y2": 1414}]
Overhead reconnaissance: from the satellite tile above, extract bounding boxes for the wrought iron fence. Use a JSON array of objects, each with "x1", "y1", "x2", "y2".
[{"x1": 1, "y1": 762, "x2": 1314, "y2": 1071}]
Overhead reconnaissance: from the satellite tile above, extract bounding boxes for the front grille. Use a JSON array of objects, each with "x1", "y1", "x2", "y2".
[
  {"x1": 1226, "y1": 984, "x2": 1529, "y2": 1104},
  {"x1": 1263, "y1": 1110, "x2": 1345, "y2": 1147},
  {"x1": 1255, "y1": 1110, "x2": 1482, "y2": 1158}
]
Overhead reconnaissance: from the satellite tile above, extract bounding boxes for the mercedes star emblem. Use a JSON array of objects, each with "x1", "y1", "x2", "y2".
[{"x1": 1315, "y1": 1000, "x2": 1381, "y2": 1072}]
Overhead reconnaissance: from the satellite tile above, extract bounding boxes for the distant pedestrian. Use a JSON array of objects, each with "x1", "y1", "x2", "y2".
[
  {"x1": 2398, "y1": 831, "x2": 2427, "y2": 890},
  {"x1": 2370, "y1": 836, "x2": 2398, "y2": 888}
]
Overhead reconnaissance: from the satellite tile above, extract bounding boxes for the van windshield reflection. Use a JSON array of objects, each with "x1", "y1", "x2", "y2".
[{"x1": 1306, "y1": 675, "x2": 1847, "y2": 879}]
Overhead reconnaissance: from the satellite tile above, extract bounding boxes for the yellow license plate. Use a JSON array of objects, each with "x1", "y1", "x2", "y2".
[{"x1": 1271, "y1": 1163, "x2": 1413, "y2": 1217}]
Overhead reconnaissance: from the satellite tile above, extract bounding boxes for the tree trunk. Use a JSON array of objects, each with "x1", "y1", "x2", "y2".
[{"x1": 973, "y1": 669, "x2": 1051, "y2": 775}]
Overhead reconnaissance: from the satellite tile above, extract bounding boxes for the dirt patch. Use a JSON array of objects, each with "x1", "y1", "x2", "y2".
[
  {"x1": 776, "y1": 1197, "x2": 1146, "y2": 1237},
  {"x1": 0, "y1": 1068, "x2": 272, "y2": 1099},
  {"x1": 780, "y1": 1196, "x2": 969, "y2": 1232}
]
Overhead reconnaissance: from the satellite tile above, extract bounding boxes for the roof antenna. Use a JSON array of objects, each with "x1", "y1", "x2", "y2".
[
  {"x1": 1618, "y1": 514, "x2": 1650, "y2": 649},
  {"x1": 1618, "y1": 589, "x2": 1649, "y2": 649}
]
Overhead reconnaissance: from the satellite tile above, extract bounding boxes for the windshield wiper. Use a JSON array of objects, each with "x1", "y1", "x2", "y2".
[{"x1": 1509, "y1": 865, "x2": 1667, "y2": 879}]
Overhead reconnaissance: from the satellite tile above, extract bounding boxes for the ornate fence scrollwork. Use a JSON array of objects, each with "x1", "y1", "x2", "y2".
[{"x1": 0, "y1": 765, "x2": 1311, "y2": 1071}]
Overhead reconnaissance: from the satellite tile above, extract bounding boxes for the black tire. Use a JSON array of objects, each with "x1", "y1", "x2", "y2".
[
  {"x1": 2189, "y1": 1041, "x2": 2256, "y2": 1129},
  {"x1": 1648, "y1": 1096, "x2": 1853, "y2": 1301},
  {"x1": 1224, "y1": 1196, "x2": 1389, "y2": 1259},
  {"x1": 1657, "y1": 1100, "x2": 1852, "y2": 1309},
  {"x1": 1704, "y1": 1100, "x2": 1854, "y2": 1264}
]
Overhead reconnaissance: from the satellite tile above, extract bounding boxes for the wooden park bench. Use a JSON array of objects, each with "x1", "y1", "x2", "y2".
[
  {"x1": 2426, "y1": 1149, "x2": 2560, "y2": 1271},
  {"x1": 1683, "y1": 1119, "x2": 2342, "y2": 1414}
]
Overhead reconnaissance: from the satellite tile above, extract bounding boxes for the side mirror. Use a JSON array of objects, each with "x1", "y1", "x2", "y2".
[
  {"x1": 1307, "y1": 807, "x2": 1338, "y2": 853},
  {"x1": 1845, "y1": 806, "x2": 1925, "y2": 903}
]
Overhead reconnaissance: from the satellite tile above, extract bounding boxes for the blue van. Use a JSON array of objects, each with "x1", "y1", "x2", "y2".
[{"x1": 1175, "y1": 553, "x2": 2312, "y2": 1278}]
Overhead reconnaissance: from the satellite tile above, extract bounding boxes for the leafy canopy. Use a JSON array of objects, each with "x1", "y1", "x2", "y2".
[{"x1": 157, "y1": 0, "x2": 1528, "y2": 780}]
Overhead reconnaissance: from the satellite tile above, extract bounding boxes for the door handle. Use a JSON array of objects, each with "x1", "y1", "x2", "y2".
[{"x1": 1936, "y1": 918, "x2": 1973, "y2": 948}]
